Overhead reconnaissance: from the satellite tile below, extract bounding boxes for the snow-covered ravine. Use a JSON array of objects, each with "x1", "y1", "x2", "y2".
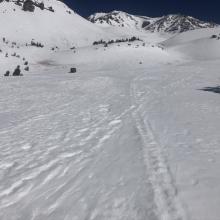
[{"x1": 0, "y1": 43, "x2": 220, "y2": 220}]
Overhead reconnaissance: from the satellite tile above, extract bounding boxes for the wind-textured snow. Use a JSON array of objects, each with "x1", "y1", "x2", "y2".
[{"x1": 1, "y1": 1, "x2": 220, "y2": 220}]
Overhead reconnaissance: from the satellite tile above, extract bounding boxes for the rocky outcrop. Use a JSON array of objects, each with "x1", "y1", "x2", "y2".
[{"x1": 23, "y1": 0, "x2": 35, "y2": 12}]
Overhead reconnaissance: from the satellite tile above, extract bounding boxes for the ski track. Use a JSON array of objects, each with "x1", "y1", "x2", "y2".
[{"x1": 130, "y1": 73, "x2": 188, "y2": 220}]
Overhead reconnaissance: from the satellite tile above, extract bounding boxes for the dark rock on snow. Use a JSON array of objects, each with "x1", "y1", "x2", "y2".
[{"x1": 69, "y1": 67, "x2": 77, "y2": 73}]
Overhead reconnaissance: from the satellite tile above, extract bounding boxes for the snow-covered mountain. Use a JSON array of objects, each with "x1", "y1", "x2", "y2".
[
  {"x1": 88, "y1": 11, "x2": 153, "y2": 29},
  {"x1": 88, "y1": 11, "x2": 218, "y2": 33},
  {"x1": 145, "y1": 14, "x2": 218, "y2": 33},
  {"x1": 0, "y1": 0, "x2": 111, "y2": 48}
]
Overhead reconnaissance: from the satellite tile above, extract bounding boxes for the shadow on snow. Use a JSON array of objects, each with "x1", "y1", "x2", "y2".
[{"x1": 200, "y1": 86, "x2": 220, "y2": 94}]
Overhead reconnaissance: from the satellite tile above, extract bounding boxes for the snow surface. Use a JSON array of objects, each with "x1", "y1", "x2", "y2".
[
  {"x1": 0, "y1": 0, "x2": 114, "y2": 48},
  {"x1": 1, "y1": 1, "x2": 220, "y2": 220}
]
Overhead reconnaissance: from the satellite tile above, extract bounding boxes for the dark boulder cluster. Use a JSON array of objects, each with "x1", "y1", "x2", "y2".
[
  {"x1": 30, "y1": 40, "x2": 44, "y2": 48},
  {"x1": 4, "y1": 66, "x2": 22, "y2": 77},
  {"x1": 2, "y1": 38, "x2": 20, "y2": 49},
  {"x1": 4, "y1": 62, "x2": 30, "y2": 77},
  {"x1": 23, "y1": 60, "x2": 30, "y2": 71},
  {"x1": 3, "y1": 54, "x2": 30, "y2": 77},
  {"x1": 93, "y1": 36, "x2": 142, "y2": 46},
  {"x1": 11, "y1": 52, "x2": 20, "y2": 58},
  {"x1": 66, "y1": 10, "x2": 71, "y2": 14},
  {"x1": 11, "y1": 41, "x2": 19, "y2": 49},
  {"x1": 51, "y1": 46, "x2": 59, "y2": 51},
  {"x1": 2, "y1": 37, "x2": 9, "y2": 45}
]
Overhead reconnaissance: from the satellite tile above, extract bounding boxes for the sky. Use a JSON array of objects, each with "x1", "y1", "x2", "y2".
[{"x1": 65, "y1": 0, "x2": 220, "y2": 23}]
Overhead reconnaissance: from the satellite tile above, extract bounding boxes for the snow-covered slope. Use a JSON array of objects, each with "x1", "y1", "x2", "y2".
[
  {"x1": 163, "y1": 27, "x2": 220, "y2": 60},
  {"x1": 0, "y1": 0, "x2": 111, "y2": 48},
  {"x1": 1, "y1": 39, "x2": 220, "y2": 220},
  {"x1": 89, "y1": 11, "x2": 218, "y2": 34}
]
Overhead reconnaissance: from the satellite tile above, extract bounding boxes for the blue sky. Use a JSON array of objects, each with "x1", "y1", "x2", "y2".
[{"x1": 65, "y1": 0, "x2": 220, "y2": 23}]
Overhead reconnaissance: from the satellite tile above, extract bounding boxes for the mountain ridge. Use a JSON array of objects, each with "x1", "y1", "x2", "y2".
[{"x1": 88, "y1": 11, "x2": 218, "y2": 33}]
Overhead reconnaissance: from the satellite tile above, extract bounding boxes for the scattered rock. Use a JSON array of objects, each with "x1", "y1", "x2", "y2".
[
  {"x1": 13, "y1": 65, "x2": 22, "y2": 76},
  {"x1": 4, "y1": 71, "x2": 10, "y2": 77},
  {"x1": 24, "y1": 66, "x2": 29, "y2": 71},
  {"x1": 69, "y1": 67, "x2": 77, "y2": 73},
  {"x1": 48, "y1": 6, "x2": 54, "y2": 12},
  {"x1": 23, "y1": 0, "x2": 35, "y2": 12}
]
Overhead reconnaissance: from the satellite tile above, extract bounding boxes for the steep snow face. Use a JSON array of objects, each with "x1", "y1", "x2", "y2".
[
  {"x1": 89, "y1": 11, "x2": 218, "y2": 34},
  {"x1": 0, "y1": 0, "x2": 110, "y2": 48}
]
